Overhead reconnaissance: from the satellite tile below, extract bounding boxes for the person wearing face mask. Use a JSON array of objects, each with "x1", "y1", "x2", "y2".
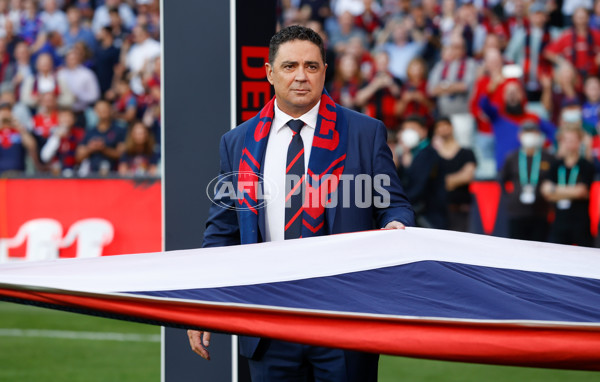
[
  {"x1": 396, "y1": 115, "x2": 448, "y2": 229},
  {"x1": 541, "y1": 124, "x2": 596, "y2": 247},
  {"x1": 499, "y1": 121, "x2": 555, "y2": 242},
  {"x1": 480, "y1": 80, "x2": 557, "y2": 173}
]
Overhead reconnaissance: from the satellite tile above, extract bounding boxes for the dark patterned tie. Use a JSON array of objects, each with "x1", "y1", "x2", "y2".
[{"x1": 285, "y1": 119, "x2": 305, "y2": 239}]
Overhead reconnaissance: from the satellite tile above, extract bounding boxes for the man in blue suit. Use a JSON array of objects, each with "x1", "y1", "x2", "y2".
[{"x1": 188, "y1": 25, "x2": 414, "y2": 381}]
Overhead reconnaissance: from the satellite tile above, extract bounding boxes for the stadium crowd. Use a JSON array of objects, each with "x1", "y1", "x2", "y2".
[
  {"x1": 0, "y1": 0, "x2": 598, "y2": 247},
  {"x1": 0, "y1": 0, "x2": 160, "y2": 178},
  {"x1": 279, "y1": 0, "x2": 600, "y2": 247}
]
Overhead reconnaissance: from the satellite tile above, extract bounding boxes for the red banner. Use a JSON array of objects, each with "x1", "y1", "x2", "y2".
[{"x1": 0, "y1": 178, "x2": 161, "y2": 261}]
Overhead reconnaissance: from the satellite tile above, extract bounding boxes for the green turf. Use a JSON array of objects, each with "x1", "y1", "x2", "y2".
[
  {"x1": 0, "y1": 302, "x2": 160, "y2": 382},
  {"x1": 1, "y1": 302, "x2": 598, "y2": 381}
]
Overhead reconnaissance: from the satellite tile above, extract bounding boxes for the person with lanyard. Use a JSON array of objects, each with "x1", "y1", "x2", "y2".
[
  {"x1": 396, "y1": 114, "x2": 448, "y2": 229},
  {"x1": 544, "y1": 7, "x2": 600, "y2": 84},
  {"x1": 500, "y1": 120, "x2": 555, "y2": 242},
  {"x1": 541, "y1": 124, "x2": 596, "y2": 247}
]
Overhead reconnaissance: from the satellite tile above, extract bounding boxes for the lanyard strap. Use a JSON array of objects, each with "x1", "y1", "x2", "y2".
[
  {"x1": 519, "y1": 149, "x2": 541, "y2": 186},
  {"x1": 558, "y1": 163, "x2": 580, "y2": 186}
]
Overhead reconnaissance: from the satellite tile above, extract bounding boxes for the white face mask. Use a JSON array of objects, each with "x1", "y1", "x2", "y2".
[
  {"x1": 520, "y1": 132, "x2": 543, "y2": 149},
  {"x1": 401, "y1": 128, "x2": 421, "y2": 149}
]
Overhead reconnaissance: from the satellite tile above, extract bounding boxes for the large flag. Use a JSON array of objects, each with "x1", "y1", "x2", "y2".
[{"x1": 0, "y1": 228, "x2": 599, "y2": 370}]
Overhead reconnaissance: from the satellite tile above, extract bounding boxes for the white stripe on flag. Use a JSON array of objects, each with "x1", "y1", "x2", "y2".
[{"x1": 0, "y1": 328, "x2": 160, "y2": 342}]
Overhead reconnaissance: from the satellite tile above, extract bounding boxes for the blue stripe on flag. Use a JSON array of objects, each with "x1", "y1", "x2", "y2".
[{"x1": 131, "y1": 261, "x2": 600, "y2": 322}]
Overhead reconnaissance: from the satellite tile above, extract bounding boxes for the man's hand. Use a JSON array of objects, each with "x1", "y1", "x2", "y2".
[
  {"x1": 187, "y1": 330, "x2": 211, "y2": 360},
  {"x1": 383, "y1": 221, "x2": 405, "y2": 229}
]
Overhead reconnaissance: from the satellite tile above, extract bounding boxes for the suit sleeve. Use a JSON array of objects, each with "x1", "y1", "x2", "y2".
[
  {"x1": 202, "y1": 134, "x2": 241, "y2": 248},
  {"x1": 371, "y1": 122, "x2": 415, "y2": 228}
]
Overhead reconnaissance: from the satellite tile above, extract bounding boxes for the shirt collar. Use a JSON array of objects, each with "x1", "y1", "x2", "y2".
[{"x1": 273, "y1": 99, "x2": 320, "y2": 133}]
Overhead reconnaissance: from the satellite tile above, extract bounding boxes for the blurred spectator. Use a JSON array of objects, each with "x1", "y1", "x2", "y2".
[
  {"x1": 470, "y1": 48, "x2": 507, "y2": 177},
  {"x1": 506, "y1": 0, "x2": 528, "y2": 36},
  {"x1": 57, "y1": 48, "x2": 100, "y2": 125},
  {"x1": 0, "y1": 0, "x2": 20, "y2": 38},
  {"x1": 455, "y1": 1, "x2": 487, "y2": 58},
  {"x1": 31, "y1": 30, "x2": 66, "y2": 69},
  {"x1": 396, "y1": 115, "x2": 447, "y2": 229},
  {"x1": 582, "y1": 75, "x2": 600, "y2": 136},
  {"x1": 395, "y1": 57, "x2": 434, "y2": 127},
  {"x1": 0, "y1": 37, "x2": 15, "y2": 89},
  {"x1": 355, "y1": 49, "x2": 402, "y2": 130},
  {"x1": 30, "y1": 91, "x2": 58, "y2": 167},
  {"x1": 76, "y1": 99, "x2": 125, "y2": 175},
  {"x1": 118, "y1": 119, "x2": 158, "y2": 177},
  {"x1": 40, "y1": 0, "x2": 67, "y2": 35},
  {"x1": 427, "y1": 33, "x2": 477, "y2": 119},
  {"x1": 63, "y1": 5, "x2": 96, "y2": 52},
  {"x1": 345, "y1": 35, "x2": 374, "y2": 80},
  {"x1": 376, "y1": 17, "x2": 426, "y2": 82},
  {"x1": 562, "y1": 0, "x2": 594, "y2": 27},
  {"x1": 298, "y1": 0, "x2": 331, "y2": 25},
  {"x1": 0, "y1": 100, "x2": 36, "y2": 175},
  {"x1": 590, "y1": 0, "x2": 600, "y2": 29},
  {"x1": 4, "y1": 19, "x2": 24, "y2": 59},
  {"x1": 327, "y1": 52, "x2": 361, "y2": 111},
  {"x1": 479, "y1": 80, "x2": 557, "y2": 172},
  {"x1": 544, "y1": 7, "x2": 600, "y2": 82},
  {"x1": 94, "y1": 26, "x2": 120, "y2": 97},
  {"x1": 439, "y1": 0, "x2": 457, "y2": 47},
  {"x1": 135, "y1": 0, "x2": 160, "y2": 40},
  {"x1": 354, "y1": 0, "x2": 382, "y2": 46},
  {"x1": 112, "y1": 73, "x2": 137, "y2": 126},
  {"x1": 92, "y1": 0, "x2": 135, "y2": 35},
  {"x1": 12, "y1": 41, "x2": 33, "y2": 101},
  {"x1": 21, "y1": 52, "x2": 73, "y2": 111},
  {"x1": 541, "y1": 124, "x2": 595, "y2": 247},
  {"x1": 107, "y1": 6, "x2": 129, "y2": 49},
  {"x1": 125, "y1": 23, "x2": 160, "y2": 95},
  {"x1": 545, "y1": 62, "x2": 584, "y2": 126},
  {"x1": 0, "y1": 83, "x2": 32, "y2": 130},
  {"x1": 328, "y1": 10, "x2": 367, "y2": 55},
  {"x1": 74, "y1": 0, "x2": 94, "y2": 22},
  {"x1": 19, "y1": 0, "x2": 42, "y2": 45},
  {"x1": 500, "y1": 120, "x2": 554, "y2": 242},
  {"x1": 40, "y1": 106, "x2": 85, "y2": 175},
  {"x1": 432, "y1": 116, "x2": 476, "y2": 232},
  {"x1": 410, "y1": 4, "x2": 441, "y2": 68},
  {"x1": 504, "y1": 2, "x2": 554, "y2": 104},
  {"x1": 482, "y1": 4, "x2": 510, "y2": 55}
]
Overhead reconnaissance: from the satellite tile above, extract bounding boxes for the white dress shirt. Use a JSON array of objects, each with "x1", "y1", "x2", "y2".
[{"x1": 263, "y1": 100, "x2": 320, "y2": 242}]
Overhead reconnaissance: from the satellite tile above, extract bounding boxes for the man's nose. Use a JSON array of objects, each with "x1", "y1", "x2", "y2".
[{"x1": 295, "y1": 66, "x2": 308, "y2": 81}]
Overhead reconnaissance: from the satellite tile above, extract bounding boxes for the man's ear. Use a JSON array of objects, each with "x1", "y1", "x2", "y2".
[{"x1": 265, "y1": 63, "x2": 274, "y2": 85}]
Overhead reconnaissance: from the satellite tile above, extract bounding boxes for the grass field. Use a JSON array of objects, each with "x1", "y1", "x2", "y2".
[{"x1": 1, "y1": 302, "x2": 598, "y2": 381}]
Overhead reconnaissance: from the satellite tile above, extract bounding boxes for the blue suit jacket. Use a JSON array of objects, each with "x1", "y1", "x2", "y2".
[{"x1": 202, "y1": 105, "x2": 415, "y2": 358}]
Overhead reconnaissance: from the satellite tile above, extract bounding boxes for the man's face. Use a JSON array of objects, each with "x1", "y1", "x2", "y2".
[{"x1": 265, "y1": 40, "x2": 326, "y2": 118}]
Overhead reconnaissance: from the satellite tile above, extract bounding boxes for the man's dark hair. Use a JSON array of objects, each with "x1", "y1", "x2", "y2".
[{"x1": 269, "y1": 25, "x2": 325, "y2": 65}]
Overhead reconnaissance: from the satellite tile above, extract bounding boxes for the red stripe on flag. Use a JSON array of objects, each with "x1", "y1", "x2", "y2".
[{"x1": 1, "y1": 288, "x2": 600, "y2": 371}]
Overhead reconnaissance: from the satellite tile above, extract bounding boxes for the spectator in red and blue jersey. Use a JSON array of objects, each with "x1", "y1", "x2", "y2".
[
  {"x1": 327, "y1": 52, "x2": 362, "y2": 111},
  {"x1": 112, "y1": 74, "x2": 138, "y2": 127},
  {"x1": 39, "y1": 106, "x2": 85, "y2": 175},
  {"x1": 0, "y1": 101, "x2": 36, "y2": 175},
  {"x1": 76, "y1": 99, "x2": 125, "y2": 174}
]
